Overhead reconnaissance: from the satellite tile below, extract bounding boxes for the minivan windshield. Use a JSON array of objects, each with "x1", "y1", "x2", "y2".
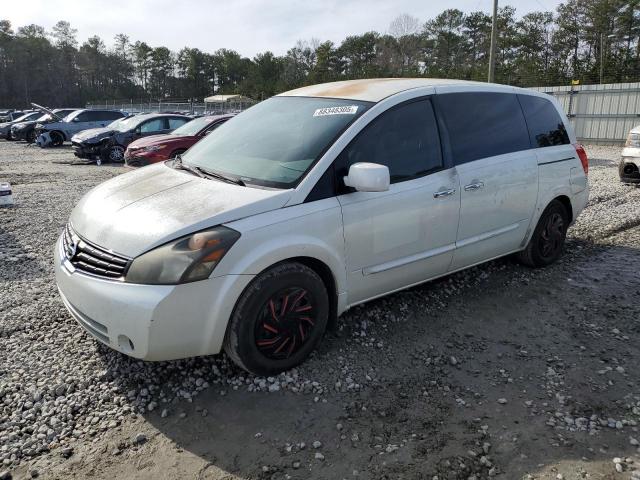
[{"x1": 183, "y1": 97, "x2": 372, "y2": 188}]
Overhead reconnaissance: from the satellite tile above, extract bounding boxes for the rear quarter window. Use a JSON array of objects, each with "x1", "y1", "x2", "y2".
[
  {"x1": 518, "y1": 95, "x2": 570, "y2": 147},
  {"x1": 437, "y1": 92, "x2": 530, "y2": 165}
]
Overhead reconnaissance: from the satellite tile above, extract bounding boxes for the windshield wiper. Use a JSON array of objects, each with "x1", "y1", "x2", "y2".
[
  {"x1": 194, "y1": 166, "x2": 246, "y2": 186},
  {"x1": 172, "y1": 155, "x2": 246, "y2": 186},
  {"x1": 172, "y1": 155, "x2": 205, "y2": 178}
]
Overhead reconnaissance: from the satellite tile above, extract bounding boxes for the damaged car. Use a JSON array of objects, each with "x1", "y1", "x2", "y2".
[
  {"x1": 72, "y1": 113, "x2": 191, "y2": 165},
  {"x1": 0, "y1": 111, "x2": 40, "y2": 140},
  {"x1": 620, "y1": 125, "x2": 640, "y2": 184},
  {"x1": 124, "y1": 114, "x2": 232, "y2": 167},
  {"x1": 35, "y1": 109, "x2": 126, "y2": 148},
  {"x1": 11, "y1": 105, "x2": 79, "y2": 143}
]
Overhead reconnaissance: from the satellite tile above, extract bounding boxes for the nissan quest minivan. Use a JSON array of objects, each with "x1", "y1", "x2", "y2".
[{"x1": 55, "y1": 79, "x2": 589, "y2": 375}]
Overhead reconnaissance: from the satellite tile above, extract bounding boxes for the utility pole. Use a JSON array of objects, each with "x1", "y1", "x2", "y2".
[
  {"x1": 488, "y1": 0, "x2": 498, "y2": 82},
  {"x1": 599, "y1": 33, "x2": 604, "y2": 84}
]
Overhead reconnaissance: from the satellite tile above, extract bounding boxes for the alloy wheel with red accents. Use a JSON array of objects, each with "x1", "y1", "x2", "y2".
[{"x1": 224, "y1": 262, "x2": 330, "y2": 376}]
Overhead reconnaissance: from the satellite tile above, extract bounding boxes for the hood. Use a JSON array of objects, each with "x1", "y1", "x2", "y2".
[
  {"x1": 127, "y1": 134, "x2": 189, "y2": 150},
  {"x1": 31, "y1": 102, "x2": 63, "y2": 121},
  {"x1": 70, "y1": 163, "x2": 293, "y2": 257},
  {"x1": 72, "y1": 127, "x2": 115, "y2": 143},
  {"x1": 12, "y1": 121, "x2": 37, "y2": 129}
]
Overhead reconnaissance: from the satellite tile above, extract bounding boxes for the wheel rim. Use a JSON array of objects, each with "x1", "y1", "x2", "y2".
[
  {"x1": 255, "y1": 287, "x2": 316, "y2": 360},
  {"x1": 109, "y1": 146, "x2": 124, "y2": 162},
  {"x1": 539, "y1": 212, "x2": 564, "y2": 258}
]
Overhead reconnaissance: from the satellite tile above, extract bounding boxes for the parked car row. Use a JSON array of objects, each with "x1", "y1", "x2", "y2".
[
  {"x1": 0, "y1": 104, "x2": 227, "y2": 167},
  {"x1": 72, "y1": 113, "x2": 191, "y2": 164},
  {"x1": 0, "y1": 111, "x2": 40, "y2": 139}
]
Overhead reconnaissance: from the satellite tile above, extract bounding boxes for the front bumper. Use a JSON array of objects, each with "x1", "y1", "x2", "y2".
[
  {"x1": 54, "y1": 234, "x2": 253, "y2": 361},
  {"x1": 619, "y1": 157, "x2": 640, "y2": 184},
  {"x1": 72, "y1": 141, "x2": 102, "y2": 158}
]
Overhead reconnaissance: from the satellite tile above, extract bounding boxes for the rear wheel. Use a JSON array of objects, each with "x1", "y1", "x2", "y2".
[
  {"x1": 517, "y1": 200, "x2": 569, "y2": 267},
  {"x1": 224, "y1": 262, "x2": 329, "y2": 376}
]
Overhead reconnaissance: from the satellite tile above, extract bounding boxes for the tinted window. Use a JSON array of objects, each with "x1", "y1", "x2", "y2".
[
  {"x1": 168, "y1": 117, "x2": 188, "y2": 129},
  {"x1": 140, "y1": 118, "x2": 166, "y2": 133},
  {"x1": 103, "y1": 111, "x2": 125, "y2": 120},
  {"x1": 437, "y1": 92, "x2": 530, "y2": 165},
  {"x1": 336, "y1": 99, "x2": 442, "y2": 186},
  {"x1": 518, "y1": 95, "x2": 570, "y2": 147},
  {"x1": 74, "y1": 111, "x2": 94, "y2": 122}
]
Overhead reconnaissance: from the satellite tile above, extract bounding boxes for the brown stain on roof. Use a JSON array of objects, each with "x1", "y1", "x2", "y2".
[{"x1": 310, "y1": 78, "x2": 403, "y2": 98}]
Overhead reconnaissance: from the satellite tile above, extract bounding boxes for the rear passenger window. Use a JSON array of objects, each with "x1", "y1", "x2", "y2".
[
  {"x1": 337, "y1": 99, "x2": 442, "y2": 185},
  {"x1": 437, "y1": 92, "x2": 530, "y2": 165},
  {"x1": 169, "y1": 118, "x2": 189, "y2": 129},
  {"x1": 518, "y1": 95, "x2": 570, "y2": 147}
]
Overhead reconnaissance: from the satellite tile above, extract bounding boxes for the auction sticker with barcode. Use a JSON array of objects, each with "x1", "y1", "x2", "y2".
[{"x1": 313, "y1": 105, "x2": 359, "y2": 117}]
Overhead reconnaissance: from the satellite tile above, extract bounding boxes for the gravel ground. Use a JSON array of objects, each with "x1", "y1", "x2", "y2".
[{"x1": 0, "y1": 142, "x2": 639, "y2": 480}]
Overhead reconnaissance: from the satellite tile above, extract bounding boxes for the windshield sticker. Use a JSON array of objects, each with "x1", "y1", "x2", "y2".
[{"x1": 313, "y1": 105, "x2": 359, "y2": 117}]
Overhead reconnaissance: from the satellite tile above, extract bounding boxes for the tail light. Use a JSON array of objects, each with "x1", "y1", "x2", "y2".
[{"x1": 574, "y1": 144, "x2": 588, "y2": 175}]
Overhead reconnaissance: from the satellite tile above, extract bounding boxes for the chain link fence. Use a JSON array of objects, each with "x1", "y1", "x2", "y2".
[{"x1": 85, "y1": 99, "x2": 257, "y2": 116}]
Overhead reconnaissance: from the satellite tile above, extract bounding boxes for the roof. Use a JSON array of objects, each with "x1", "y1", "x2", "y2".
[
  {"x1": 279, "y1": 78, "x2": 500, "y2": 102},
  {"x1": 204, "y1": 94, "x2": 253, "y2": 103}
]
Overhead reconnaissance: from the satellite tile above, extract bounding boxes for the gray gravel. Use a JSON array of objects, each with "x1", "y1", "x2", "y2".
[{"x1": 1, "y1": 142, "x2": 640, "y2": 479}]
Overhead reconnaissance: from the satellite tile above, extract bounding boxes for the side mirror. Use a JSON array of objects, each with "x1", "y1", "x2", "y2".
[
  {"x1": 72, "y1": 117, "x2": 80, "y2": 123},
  {"x1": 343, "y1": 162, "x2": 390, "y2": 192},
  {"x1": 135, "y1": 127, "x2": 142, "y2": 135}
]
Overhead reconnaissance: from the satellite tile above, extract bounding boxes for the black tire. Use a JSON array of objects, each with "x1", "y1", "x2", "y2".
[
  {"x1": 224, "y1": 262, "x2": 329, "y2": 376},
  {"x1": 170, "y1": 149, "x2": 186, "y2": 159},
  {"x1": 26, "y1": 129, "x2": 37, "y2": 144},
  {"x1": 100, "y1": 144, "x2": 125, "y2": 163},
  {"x1": 49, "y1": 131, "x2": 64, "y2": 147},
  {"x1": 517, "y1": 200, "x2": 569, "y2": 268}
]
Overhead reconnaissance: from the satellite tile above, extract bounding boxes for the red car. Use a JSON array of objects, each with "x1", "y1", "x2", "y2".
[{"x1": 124, "y1": 114, "x2": 233, "y2": 167}]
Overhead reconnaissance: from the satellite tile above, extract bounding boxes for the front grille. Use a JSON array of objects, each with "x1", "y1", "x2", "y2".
[{"x1": 62, "y1": 224, "x2": 131, "y2": 279}]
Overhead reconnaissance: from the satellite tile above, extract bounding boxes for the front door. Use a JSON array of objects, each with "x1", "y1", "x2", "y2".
[{"x1": 336, "y1": 98, "x2": 461, "y2": 305}]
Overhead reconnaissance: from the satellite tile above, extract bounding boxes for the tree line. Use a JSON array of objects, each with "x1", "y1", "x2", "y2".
[{"x1": 0, "y1": 0, "x2": 638, "y2": 108}]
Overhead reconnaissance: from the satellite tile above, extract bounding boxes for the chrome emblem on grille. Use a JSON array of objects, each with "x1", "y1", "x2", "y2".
[{"x1": 67, "y1": 238, "x2": 79, "y2": 259}]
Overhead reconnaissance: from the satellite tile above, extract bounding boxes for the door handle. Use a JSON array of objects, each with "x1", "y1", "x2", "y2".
[
  {"x1": 464, "y1": 181, "x2": 485, "y2": 191},
  {"x1": 433, "y1": 188, "x2": 456, "y2": 198}
]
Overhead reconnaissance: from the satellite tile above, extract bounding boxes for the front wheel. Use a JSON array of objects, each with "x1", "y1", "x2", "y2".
[
  {"x1": 100, "y1": 144, "x2": 125, "y2": 164},
  {"x1": 517, "y1": 200, "x2": 569, "y2": 267},
  {"x1": 224, "y1": 262, "x2": 329, "y2": 376},
  {"x1": 26, "y1": 129, "x2": 37, "y2": 143},
  {"x1": 49, "y1": 131, "x2": 64, "y2": 147}
]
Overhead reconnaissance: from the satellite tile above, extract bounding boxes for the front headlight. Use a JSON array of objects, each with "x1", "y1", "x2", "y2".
[
  {"x1": 125, "y1": 226, "x2": 240, "y2": 285},
  {"x1": 143, "y1": 144, "x2": 167, "y2": 152},
  {"x1": 626, "y1": 132, "x2": 640, "y2": 148}
]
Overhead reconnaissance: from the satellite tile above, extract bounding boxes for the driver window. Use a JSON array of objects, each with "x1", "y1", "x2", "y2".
[{"x1": 336, "y1": 99, "x2": 442, "y2": 188}]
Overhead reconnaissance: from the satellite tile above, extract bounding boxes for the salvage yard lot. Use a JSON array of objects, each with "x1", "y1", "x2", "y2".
[{"x1": 1, "y1": 142, "x2": 640, "y2": 480}]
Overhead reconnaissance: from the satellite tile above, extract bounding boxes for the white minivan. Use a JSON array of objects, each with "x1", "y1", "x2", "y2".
[{"x1": 55, "y1": 79, "x2": 589, "y2": 375}]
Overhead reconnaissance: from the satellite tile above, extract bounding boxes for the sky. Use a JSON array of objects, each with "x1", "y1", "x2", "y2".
[{"x1": 3, "y1": 0, "x2": 563, "y2": 57}]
